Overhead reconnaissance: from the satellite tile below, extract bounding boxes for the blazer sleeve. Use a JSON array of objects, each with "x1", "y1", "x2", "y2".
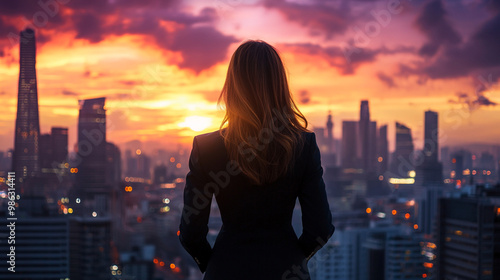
[
  {"x1": 297, "y1": 132, "x2": 335, "y2": 260},
  {"x1": 179, "y1": 136, "x2": 213, "y2": 273}
]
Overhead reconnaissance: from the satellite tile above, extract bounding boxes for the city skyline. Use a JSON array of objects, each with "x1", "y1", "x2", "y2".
[
  {"x1": 0, "y1": 0, "x2": 500, "y2": 152},
  {"x1": 1, "y1": 24, "x2": 499, "y2": 279}
]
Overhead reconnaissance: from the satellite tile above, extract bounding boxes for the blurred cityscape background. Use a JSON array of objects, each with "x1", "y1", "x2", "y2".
[{"x1": 1, "y1": 0, "x2": 500, "y2": 280}]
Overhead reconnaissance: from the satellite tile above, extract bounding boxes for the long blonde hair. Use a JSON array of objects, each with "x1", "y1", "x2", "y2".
[{"x1": 218, "y1": 40, "x2": 309, "y2": 185}]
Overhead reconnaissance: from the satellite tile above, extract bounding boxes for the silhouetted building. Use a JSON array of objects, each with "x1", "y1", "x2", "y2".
[
  {"x1": 359, "y1": 100, "x2": 372, "y2": 173},
  {"x1": 327, "y1": 110, "x2": 334, "y2": 154},
  {"x1": 436, "y1": 195, "x2": 500, "y2": 279},
  {"x1": 120, "y1": 245, "x2": 155, "y2": 279},
  {"x1": 75, "y1": 98, "x2": 109, "y2": 216},
  {"x1": 342, "y1": 121, "x2": 359, "y2": 169},
  {"x1": 391, "y1": 122, "x2": 414, "y2": 178},
  {"x1": 12, "y1": 28, "x2": 41, "y2": 189},
  {"x1": 154, "y1": 163, "x2": 168, "y2": 185},
  {"x1": 76, "y1": 97, "x2": 107, "y2": 193},
  {"x1": 0, "y1": 149, "x2": 13, "y2": 172},
  {"x1": 385, "y1": 232, "x2": 426, "y2": 279},
  {"x1": 51, "y1": 127, "x2": 68, "y2": 164},
  {"x1": 424, "y1": 111, "x2": 438, "y2": 163},
  {"x1": 377, "y1": 125, "x2": 388, "y2": 176},
  {"x1": 314, "y1": 127, "x2": 327, "y2": 152},
  {"x1": 39, "y1": 133, "x2": 53, "y2": 170},
  {"x1": 418, "y1": 111, "x2": 442, "y2": 186},
  {"x1": 69, "y1": 217, "x2": 112, "y2": 280},
  {"x1": 39, "y1": 127, "x2": 68, "y2": 172},
  {"x1": 0, "y1": 217, "x2": 70, "y2": 279},
  {"x1": 105, "y1": 142, "x2": 121, "y2": 188}
]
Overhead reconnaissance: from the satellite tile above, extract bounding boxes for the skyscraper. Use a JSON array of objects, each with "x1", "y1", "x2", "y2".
[
  {"x1": 342, "y1": 121, "x2": 359, "y2": 169},
  {"x1": 423, "y1": 111, "x2": 438, "y2": 163},
  {"x1": 51, "y1": 127, "x2": 69, "y2": 164},
  {"x1": 391, "y1": 122, "x2": 414, "y2": 178},
  {"x1": 326, "y1": 110, "x2": 334, "y2": 154},
  {"x1": 75, "y1": 97, "x2": 108, "y2": 215},
  {"x1": 359, "y1": 100, "x2": 371, "y2": 173},
  {"x1": 418, "y1": 111, "x2": 442, "y2": 186},
  {"x1": 436, "y1": 196, "x2": 500, "y2": 279},
  {"x1": 377, "y1": 125, "x2": 388, "y2": 176},
  {"x1": 12, "y1": 28, "x2": 41, "y2": 187}
]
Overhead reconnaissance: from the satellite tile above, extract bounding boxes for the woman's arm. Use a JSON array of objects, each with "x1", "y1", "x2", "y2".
[
  {"x1": 297, "y1": 133, "x2": 335, "y2": 260},
  {"x1": 179, "y1": 136, "x2": 213, "y2": 272}
]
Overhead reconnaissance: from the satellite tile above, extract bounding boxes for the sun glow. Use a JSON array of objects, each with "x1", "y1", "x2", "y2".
[{"x1": 178, "y1": 116, "x2": 212, "y2": 132}]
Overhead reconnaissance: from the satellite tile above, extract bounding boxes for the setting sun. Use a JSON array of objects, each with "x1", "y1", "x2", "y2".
[{"x1": 178, "y1": 116, "x2": 213, "y2": 132}]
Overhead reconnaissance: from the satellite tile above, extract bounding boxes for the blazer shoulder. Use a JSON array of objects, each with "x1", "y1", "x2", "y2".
[
  {"x1": 301, "y1": 131, "x2": 317, "y2": 148},
  {"x1": 194, "y1": 130, "x2": 224, "y2": 149},
  {"x1": 192, "y1": 130, "x2": 227, "y2": 167}
]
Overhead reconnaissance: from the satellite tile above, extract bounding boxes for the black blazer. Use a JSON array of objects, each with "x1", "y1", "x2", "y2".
[{"x1": 179, "y1": 130, "x2": 334, "y2": 280}]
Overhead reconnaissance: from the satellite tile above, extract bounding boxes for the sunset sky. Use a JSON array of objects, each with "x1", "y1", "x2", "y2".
[{"x1": 1, "y1": 0, "x2": 499, "y2": 154}]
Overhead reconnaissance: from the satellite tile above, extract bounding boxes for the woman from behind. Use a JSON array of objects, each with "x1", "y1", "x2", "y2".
[{"x1": 179, "y1": 40, "x2": 334, "y2": 280}]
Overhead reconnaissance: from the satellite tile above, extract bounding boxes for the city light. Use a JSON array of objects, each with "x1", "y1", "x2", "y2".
[
  {"x1": 414, "y1": 224, "x2": 419, "y2": 230},
  {"x1": 405, "y1": 213, "x2": 410, "y2": 219},
  {"x1": 366, "y1": 208, "x2": 372, "y2": 214},
  {"x1": 392, "y1": 210, "x2": 397, "y2": 215},
  {"x1": 92, "y1": 212, "x2": 97, "y2": 217},
  {"x1": 376, "y1": 212, "x2": 386, "y2": 218},
  {"x1": 389, "y1": 178, "x2": 415, "y2": 184}
]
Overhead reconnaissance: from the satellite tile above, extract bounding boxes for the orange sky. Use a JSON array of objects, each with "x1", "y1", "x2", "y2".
[{"x1": 1, "y1": 0, "x2": 499, "y2": 154}]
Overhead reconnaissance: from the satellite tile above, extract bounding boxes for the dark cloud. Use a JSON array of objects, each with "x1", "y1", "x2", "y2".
[
  {"x1": 414, "y1": 0, "x2": 461, "y2": 57},
  {"x1": 298, "y1": 90, "x2": 310, "y2": 104},
  {"x1": 448, "y1": 91, "x2": 497, "y2": 111},
  {"x1": 402, "y1": 0, "x2": 500, "y2": 82},
  {"x1": 73, "y1": 12, "x2": 105, "y2": 43},
  {"x1": 263, "y1": 0, "x2": 350, "y2": 39},
  {"x1": 0, "y1": 1, "x2": 235, "y2": 73},
  {"x1": 167, "y1": 26, "x2": 238, "y2": 73},
  {"x1": 62, "y1": 90, "x2": 79, "y2": 96},
  {"x1": 283, "y1": 43, "x2": 413, "y2": 75},
  {"x1": 377, "y1": 72, "x2": 396, "y2": 88}
]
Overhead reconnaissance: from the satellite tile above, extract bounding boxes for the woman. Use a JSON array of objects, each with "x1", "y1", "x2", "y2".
[{"x1": 179, "y1": 40, "x2": 334, "y2": 280}]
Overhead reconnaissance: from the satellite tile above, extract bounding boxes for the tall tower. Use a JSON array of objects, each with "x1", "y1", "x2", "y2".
[
  {"x1": 75, "y1": 98, "x2": 108, "y2": 215},
  {"x1": 391, "y1": 122, "x2": 414, "y2": 178},
  {"x1": 418, "y1": 110, "x2": 442, "y2": 186},
  {"x1": 424, "y1": 111, "x2": 438, "y2": 163},
  {"x1": 377, "y1": 125, "x2": 388, "y2": 176},
  {"x1": 12, "y1": 28, "x2": 41, "y2": 187},
  {"x1": 359, "y1": 100, "x2": 371, "y2": 173},
  {"x1": 326, "y1": 110, "x2": 334, "y2": 154}
]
